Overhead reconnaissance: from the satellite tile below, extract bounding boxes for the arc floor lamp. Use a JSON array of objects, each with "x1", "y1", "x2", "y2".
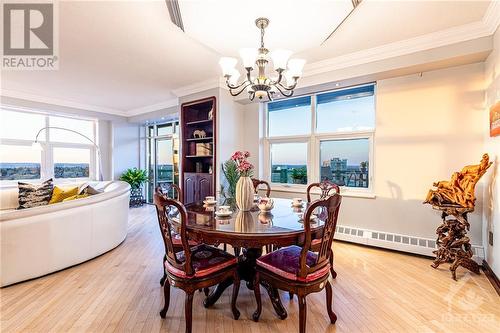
[{"x1": 32, "y1": 126, "x2": 104, "y2": 181}]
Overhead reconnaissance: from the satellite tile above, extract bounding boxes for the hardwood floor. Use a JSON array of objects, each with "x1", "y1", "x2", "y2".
[{"x1": 1, "y1": 205, "x2": 499, "y2": 333}]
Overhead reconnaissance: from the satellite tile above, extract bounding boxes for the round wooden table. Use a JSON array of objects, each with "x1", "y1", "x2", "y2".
[{"x1": 182, "y1": 198, "x2": 326, "y2": 319}]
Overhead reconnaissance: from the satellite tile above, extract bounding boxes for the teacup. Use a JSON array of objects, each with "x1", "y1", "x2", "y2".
[
  {"x1": 253, "y1": 194, "x2": 260, "y2": 202},
  {"x1": 218, "y1": 205, "x2": 230, "y2": 214},
  {"x1": 292, "y1": 198, "x2": 303, "y2": 206},
  {"x1": 258, "y1": 197, "x2": 274, "y2": 211},
  {"x1": 205, "y1": 196, "x2": 215, "y2": 203}
]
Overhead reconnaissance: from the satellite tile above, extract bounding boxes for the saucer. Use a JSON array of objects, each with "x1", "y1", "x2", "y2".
[
  {"x1": 215, "y1": 210, "x2": 233, "y2": 217},
  {"x1": 298, "y1": 214, "x2": 318, "y2": 223},
  {"x1": 291, "y1": 202, "x2": 304, "y2": 207},
  {"x1": 203, "y1": 200, "x2": 217, "y2": 205}
]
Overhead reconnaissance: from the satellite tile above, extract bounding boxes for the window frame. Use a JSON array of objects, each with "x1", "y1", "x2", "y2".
[
  {"x1": 0, "y1": 106, "x2": 98, "y2": 185},
  {"x1": 263, "y1": 83, "x2": 376, "y2": 197}
]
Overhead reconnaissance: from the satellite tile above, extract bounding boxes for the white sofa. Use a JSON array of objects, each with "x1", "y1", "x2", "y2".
[{"x1": 0, "y1": 181, "x2": 130, "y2": 287}]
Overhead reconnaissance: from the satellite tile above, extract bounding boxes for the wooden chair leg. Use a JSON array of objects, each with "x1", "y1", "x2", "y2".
[
  {"x1": 159, "y1": 281, "x2": 170, "y2": 318},
  {"x1": 160, "y1": 254, "x2": 167, "y2": 286},
  {"x1": 184, "y1": 291, "x2": 194, "y2": 333},
  {"x1": 203, "y1": 287, "x2": 210, "y2": 296},
  {"x1": 234, "y1": 247, "x2": 241, "y2": 257},
  {"x1": 298, "y1": 295, "x2": 307, "y2": 333},
  {"x1": 289, "y1": 292, "x2": 294, "y2": 299},
  {"x1": 252, "y1": 273, "x2": 262, "y2": 322},
  {"x1": 223, "y1": 243, "x2": 227, "y2": 251},
  {"x1": 325, "y1": 281, "x2": 337, "y2": 324},
  {"x1": 231, "y1": 272, "x2": 241, "y2": 320},
  {"x1": 328, "y1": 249, "x2": 337, "y2": 279}
]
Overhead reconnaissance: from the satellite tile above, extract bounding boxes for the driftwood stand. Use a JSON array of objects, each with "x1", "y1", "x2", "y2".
[{"x1": 431, "y1": 205, "x2": 480, "y2": 280}]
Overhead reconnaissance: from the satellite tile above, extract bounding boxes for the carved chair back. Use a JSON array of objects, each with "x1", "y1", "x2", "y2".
[
  {"x1": 153, "y1": 193, "x2": 195, "y2": 276},
  {"x1": 251, "y1": 178, "x2": 271, "y2": 197},
  {"x1": 306, "y1": 180, "x2": 340, "y2": 202},
  {"x1": 298, "y1": 194, "x2": 342, "y2": 278},
  {"x1": 156, "y1": 183, "x2": 182, "y2": 201}
]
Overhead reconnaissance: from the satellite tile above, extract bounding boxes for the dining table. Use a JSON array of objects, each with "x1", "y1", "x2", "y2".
[{"x1": 180, "y1": 197, "x2": 326, "y2": 320}]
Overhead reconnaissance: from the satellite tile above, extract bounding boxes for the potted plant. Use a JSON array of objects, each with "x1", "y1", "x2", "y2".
[
  {"x1": 231, "y1": 151, "x2": 254, "y2": 211},
  {"x1": 120, "y1": 168, "x2": 148, "y2": 206},
  {"x1": 291, "y1": 167, "x2": 307, "y2": 184}
]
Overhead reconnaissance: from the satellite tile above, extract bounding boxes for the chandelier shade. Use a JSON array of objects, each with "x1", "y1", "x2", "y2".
[{"x1": 219, "y1": 17, "x2": 305, "y2": 101}]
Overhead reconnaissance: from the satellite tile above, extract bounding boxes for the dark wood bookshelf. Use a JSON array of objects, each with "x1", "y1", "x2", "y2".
[{"x1": 180, "y1": 96, "x2": 216, "y2": 204}]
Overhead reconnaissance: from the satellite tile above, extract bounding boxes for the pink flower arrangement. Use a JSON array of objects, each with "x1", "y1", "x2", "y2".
[{"x1": 231, "y1": 151, "x2": 254, "y2": 177}]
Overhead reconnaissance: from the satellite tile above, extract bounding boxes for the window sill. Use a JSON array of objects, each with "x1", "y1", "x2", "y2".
[{"x1": 269, "y1": 184, "x2": 376, "y2": 199}]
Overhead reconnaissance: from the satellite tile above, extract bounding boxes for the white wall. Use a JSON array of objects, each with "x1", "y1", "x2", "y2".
[
  {"x1": 244, "y1": 62, "x2": 486, "y2": 247},
  {"x1": 112, "y1": 122, "x2": 140, "y2": 180},
  {"x1": 483, "y1": 26, "x2": 500, "y2": 276}
]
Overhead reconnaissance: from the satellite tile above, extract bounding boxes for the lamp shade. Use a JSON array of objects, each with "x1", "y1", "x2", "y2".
[
  {"x1": 239, "y1": 48, "x2": 258, "y2": 68},
  {"x1": 287, "y1": 58, "x2": 306, "y2": 77},
  {"x1": 270, "y1": 49, "x2": 292, "y2": 70},
  {"x1": 219, "y1": 57, "x2": 238, "y2": 76},
  {"x1": 228, "y1": 68, "x2": 241, "y2": 86}
]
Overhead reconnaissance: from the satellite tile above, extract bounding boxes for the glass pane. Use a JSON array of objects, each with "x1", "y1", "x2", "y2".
[
  {"x1": 157, "y1": 139, "x2": 173, "y2": 183},
  {"x1": 0, "y1": 144, "x2": 41, "y2": 180},
  {"x1": 320, "y1": 138, "x2": 369, "y2": 188},
  {"x1": 53, "y1": 147, "x2": 90, "y2": 178},
  {"x1": 0, "y1": 110, "x2": 46, "y2": 141},
  {"x1": 157, "y1": 123, "x2": 173, "y2": 136},
  {"x1": 316, "y1": 85, "x2": 375, "y2": 133},
  {"x1": 49, "y1": 116, "x2": 94, "y2": 144},
  {"x1": 270, "y1": 142, "x2": 307, "y2": 185},
  {"x1": 268, "y1": 96, "x2": 311, "y2": 136}
]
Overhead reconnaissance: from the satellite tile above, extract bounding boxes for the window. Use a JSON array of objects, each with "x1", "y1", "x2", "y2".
[
  {"x1": 264, "y1": 83, "x2": 375, "y2": 193},
  {"x1": 0, "y1": 108, "x2": 98, "y2": 183},
  {"x1": 0, "y1": 144, "x2": 41, "y2": 180},
  {"x1": 268, "y1": 96, "x2": 311, "y2": 137},
  {"x1": 53, "y1": 147, "x2": 90, "y2": 178},
  {"x1": 270, "y1": 142, "x2": 308, "y2": 185},
  {"x1": 319, "y1": 138, "x2": 370, "y2": 188}
]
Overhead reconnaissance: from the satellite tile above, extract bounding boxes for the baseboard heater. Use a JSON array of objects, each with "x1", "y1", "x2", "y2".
[{"x1": 334, "y1": 224, "x2": 485, "y2": 262}]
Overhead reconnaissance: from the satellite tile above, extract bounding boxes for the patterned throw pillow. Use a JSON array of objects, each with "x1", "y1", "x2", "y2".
[
  {"x1": 17, "y1": 179, "x2": 54, "y2": 210},
  {"x1": 78, "y1": 184, "x2": 102, "y2": 196}
]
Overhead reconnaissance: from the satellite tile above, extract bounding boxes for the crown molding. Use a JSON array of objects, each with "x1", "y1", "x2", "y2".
[
  {"x1": 303, "y1": 8, "x2": 499, "y2": 78},
  {"x1": 171, "y1": 78, "x2": 224, "y2": 98},
  {"x1": 126, "y1": 97, "x2": 180, "y2": 116},
  {"x1": 0, "y1": 89, "x2": 127, "y2": 116}
]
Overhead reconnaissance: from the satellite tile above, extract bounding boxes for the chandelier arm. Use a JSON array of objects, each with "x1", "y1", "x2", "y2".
[
  {"x1": 249, "y1": 91, "x2": 255, "y2": 101},
  {"x1": 277, "y1": 80, "x2": 298, "y2": 91},
  {"x1": 229, "y1": 82, "x2": 252, "y2": 97},
  {"x1": 266, "y1": 91, "x2": 274, "y2": 101},
  {"x1": 226, "y1": 77, "x2": 251, "y2": 90},
  {"x1": 274, "y1": 83, "x2": 295, "y2": 97}
]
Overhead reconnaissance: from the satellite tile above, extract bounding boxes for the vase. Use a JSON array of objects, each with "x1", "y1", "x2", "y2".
[{"x1": 235, "y1": 176, "x2": 254, "y2": 211}]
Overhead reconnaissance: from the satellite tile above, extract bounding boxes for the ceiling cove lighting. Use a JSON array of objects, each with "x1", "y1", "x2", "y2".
[{"x1": 219, "y1": 17, "x2": 305, "y2": 102}]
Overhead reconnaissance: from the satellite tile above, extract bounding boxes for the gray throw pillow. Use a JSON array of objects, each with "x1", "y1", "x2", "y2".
[
  {"x1": 79, "y1": 184, "x2": 103, "y2": 195},
  {"x1": 17, "y1": 178, "x2": 54, "y2": 209}
]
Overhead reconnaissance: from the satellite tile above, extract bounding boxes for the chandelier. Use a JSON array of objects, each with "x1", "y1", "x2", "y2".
[{"x1": 219, "y1": 18, "x2": 305, "y2": 101}]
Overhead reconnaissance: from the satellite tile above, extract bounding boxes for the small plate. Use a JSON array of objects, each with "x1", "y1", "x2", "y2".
[
  {"x1": 203, "y1": 200, "x2": 217, "y2": 205},
  {"x1": 215, "y1": 210, "x2": 233, "y2": 217},
  {"x1": 291, "y1": 202, "x2": 304, "y2": 207},
  {"x1": 298, "y1": 214, "x2": 318, "y2": 223}
]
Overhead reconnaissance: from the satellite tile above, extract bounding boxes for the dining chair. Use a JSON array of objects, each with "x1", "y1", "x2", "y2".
[
  {"x1": 252, "y1": 194, "x2": 342, "y2": 333},
  {"x1": 306, "y1": 180, "x2": 340, "y2": 279},
  {"x1": 155, "y1": 186, "x2": 203, "y2": 293},
  {"x1": 251, "y1": 178, "x2": 271, "y2": 197},
  {"x1": 154, "y1": 194, "x2": 241, "y2": 333}
]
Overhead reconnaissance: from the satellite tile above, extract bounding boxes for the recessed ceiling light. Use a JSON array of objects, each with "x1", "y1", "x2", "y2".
[{"x1": 335, "y1": 83, "x2": 340, "y2": 87}]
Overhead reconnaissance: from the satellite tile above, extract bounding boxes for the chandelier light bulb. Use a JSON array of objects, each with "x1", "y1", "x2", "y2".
[
  {"x1": 255, "y1": 90, "x2": 267, "y2": 99},
  {"x1": 219, "y1": 57, "x2": 238, "y2": 76},
  {"x1": 239, "y1": 48, "x2": 258, "y2": 69},
  {"x1": 270, "y1": 49, "x2": 292, "y2": 70},
  {"x1": 228, "y1": 69, "x2": 241, "y2": 86}
]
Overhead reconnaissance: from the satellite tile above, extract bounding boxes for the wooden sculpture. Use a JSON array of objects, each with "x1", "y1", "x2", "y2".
[{"x1": 424, "y1": 154, "x2": 492, "y2": 280}]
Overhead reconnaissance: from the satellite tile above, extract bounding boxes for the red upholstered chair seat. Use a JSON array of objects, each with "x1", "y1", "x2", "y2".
[
  {"x1": 310, "y1": 238, "x2": 321, "y2": 246},
  {"x1": 165, "y1": 244, "x2": 237, "y2": 278},
  {"x1": 256, "y1": 245, "x2": 330, "y2": 282}
]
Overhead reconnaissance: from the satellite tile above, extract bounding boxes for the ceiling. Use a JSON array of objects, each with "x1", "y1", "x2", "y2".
[{"x1": 0, "y1": 0, "x2": 496, "y2": 116}]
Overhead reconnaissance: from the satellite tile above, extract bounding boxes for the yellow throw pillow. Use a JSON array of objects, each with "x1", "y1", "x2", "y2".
[
  {"x1": 62, "y1": 193, "x2": 90, "y2": 202},
  {"x1": 49, "y1": 186, "x2": 79, "y2": 204}
]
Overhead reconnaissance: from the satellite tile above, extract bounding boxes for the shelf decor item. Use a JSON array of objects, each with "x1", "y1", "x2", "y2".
[
  {"x1": 232, "y1": 151, "x2": 254, "y2": 211},
  {"x1": 120, "y1": 168, "x2": 148, "y2": 207},
  {"x1": 423, "y1": 154, "x2": 492, "y2": 280}
]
